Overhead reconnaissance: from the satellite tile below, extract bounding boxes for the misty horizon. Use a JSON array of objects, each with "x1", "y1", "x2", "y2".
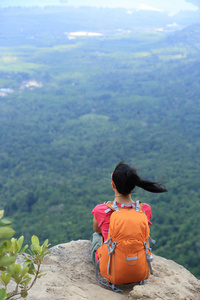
[{"x1": 0, "y1": 0, "x2": 199, "y2": 15}]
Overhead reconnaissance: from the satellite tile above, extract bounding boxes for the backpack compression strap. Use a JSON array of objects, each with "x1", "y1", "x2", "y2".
[
  {"x1": 144, "y1": 242, "x2": 154, "y2": 275},
  {"x1": 96, "y1": 260, "x2": 123, "y2": 293}
]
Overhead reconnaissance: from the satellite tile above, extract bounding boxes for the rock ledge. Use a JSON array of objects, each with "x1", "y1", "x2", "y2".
[{"x1": 27, "y1": 240, "x2": 200, "y2": 300}]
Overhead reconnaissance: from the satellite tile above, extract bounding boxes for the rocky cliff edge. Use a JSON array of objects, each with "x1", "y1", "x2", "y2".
[{"x1": 27, "y1": 240, "x2": 200, "y2": 300}]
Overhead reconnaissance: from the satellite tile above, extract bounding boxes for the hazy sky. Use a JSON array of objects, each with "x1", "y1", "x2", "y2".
[
  {"x1": 0, "y1": 0, "x2": 198, "y2": 14},
  {"x1": 66, "y1": 0, "x2": 198, "y2": 13}
]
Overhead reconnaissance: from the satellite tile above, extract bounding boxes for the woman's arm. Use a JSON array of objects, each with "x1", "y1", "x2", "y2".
[{"x1": 93, "y1": 216, "x2": 102, "y2": 233}]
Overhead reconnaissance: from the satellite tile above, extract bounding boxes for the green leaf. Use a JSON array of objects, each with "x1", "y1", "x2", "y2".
[
  {"x1": 19, "y1": 245, "x2": 28, "y2": 255},
  {"x1": 0, "y1": 271, "x2": 6, "y2": 284},
  {"x1": 0, "y1": 218, "x2": 12, "y2": 226},
  {"x1": 15, "y1": 263, "x2": 21, "y2": 274},
  {"x1": 20, "y1": 266, "x2": 29, "y2": 277},
  {"x1": 0, "y1": 267, "x2": 6, "y2": 272},
  {"x1": 38, "y1": 272, "x2": 47, "y2": 278},
  {"x1": 0, "y1": 288, "x2": 6, "y2": 300},
  {"x1": 10, "y1": 238, "x2": 17, "y2": 252},
  {"x1": 0, "y1": 240, "x2": 12, "y2": 251},
  {"x1": 29, "y1": 247, "x2": 39, "y2": 255},
  {"x1": 0, "y1": 272, "x2": 11, "y2": 286},
  {"x1": 42, "y1": 239, "x2": 49, "y2": 248},
  {"x1": 31, "y1": 236, "x2": 39, "y2": 248},
  {"x1": 0, "y1": 256, "x2": 15, "y2": 267},
  {"x1": 27, "y1": 268, "x2": 35, "y2": 275},
  {"x1": 17, "y1": 236, "x2": 24, "y2": 249},
  {"x1": 43, "y1": 250, "x2": 51, "y2": 257},
  {"x1": 0, "y1": 227, "x2": 15, "y2": 239},
  {"x1": 4, "y1": 273, "x2": 11, "y2": 286},
  {"x1": 20, "y1": 275, "x2": 31, "y2": 285},
  {"x1": 21, "y1": 290, "x2": 28, "y2": 298},
  {"x1": 0, "y1": 243, "x2": 10, "y2": 255}
]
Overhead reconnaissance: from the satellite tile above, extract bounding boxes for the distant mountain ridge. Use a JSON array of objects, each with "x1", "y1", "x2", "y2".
[
  {"x1": 1, "y1": 0, "x2": 200, "y2": 12},
  {"x1": 166, "y1": 23, "x2": 200, "y2": 47}
]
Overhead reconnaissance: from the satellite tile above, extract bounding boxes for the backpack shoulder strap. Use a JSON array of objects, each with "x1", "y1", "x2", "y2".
[
  {"x1": 135, "y1": 200, "x2": 143, "y2": 212},
  {"x1": 104, "y1": 201, "x2": 119, "y2": 213},
  {"x1": 104, "y1": 200, "x2": 143, "y2": 213}
]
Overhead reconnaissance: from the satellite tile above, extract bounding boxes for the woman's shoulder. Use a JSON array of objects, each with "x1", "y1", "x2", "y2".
[
  {"x1": 142, "y1": 203, "x2": 152, "y2": 224},
  {"x1": 92, "y1": 203, "x2": 109, "y2": 213},
  {"x1": 142, "y1": 203, "x2": 151, "y2": 209},
  {"x1": 142, "y1": 203, "x2": 152, "y2": 214}
]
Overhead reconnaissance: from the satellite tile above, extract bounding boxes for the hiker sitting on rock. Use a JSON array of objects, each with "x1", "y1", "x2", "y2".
[{"x1": 91, "y1": 161, "x2": 167, "y2": 290}]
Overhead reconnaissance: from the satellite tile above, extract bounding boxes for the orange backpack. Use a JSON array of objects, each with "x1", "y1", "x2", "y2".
[{"x1": 96, "y1": 200, "x2": 154, "y2": 292}]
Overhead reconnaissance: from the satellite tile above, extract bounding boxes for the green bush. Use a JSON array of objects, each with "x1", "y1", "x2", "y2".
[{"x1": 0, "y1": 210, "x2": 51, "y2": 300}]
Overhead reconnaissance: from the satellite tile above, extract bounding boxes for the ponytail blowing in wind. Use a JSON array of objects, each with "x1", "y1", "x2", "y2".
[{"x1": 112, "y1": 161, "x2": 167, "y2": 195}]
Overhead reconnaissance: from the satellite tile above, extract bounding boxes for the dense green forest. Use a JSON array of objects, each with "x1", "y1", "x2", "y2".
[{"x1": 0, "y1": 6, "x2": 200, "y2": 278}]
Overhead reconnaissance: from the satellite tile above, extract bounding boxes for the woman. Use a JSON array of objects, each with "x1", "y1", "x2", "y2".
[{"x1": 91, "y1": 161, "x2": 167, "y2": 265}]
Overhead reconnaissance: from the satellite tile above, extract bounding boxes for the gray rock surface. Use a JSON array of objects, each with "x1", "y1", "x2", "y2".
[{"x1": 27, "y1": 240, "x2": 200, "y2": 300}]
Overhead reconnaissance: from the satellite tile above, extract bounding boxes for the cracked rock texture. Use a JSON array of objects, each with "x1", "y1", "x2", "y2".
[{"x1": 27, "y1": 240, "x2": 200, "y2": 300}]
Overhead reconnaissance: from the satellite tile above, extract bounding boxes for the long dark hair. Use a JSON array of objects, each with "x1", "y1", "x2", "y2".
[{"x1": 112, "y1": 161, "x2": 167, "y2": 195}]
